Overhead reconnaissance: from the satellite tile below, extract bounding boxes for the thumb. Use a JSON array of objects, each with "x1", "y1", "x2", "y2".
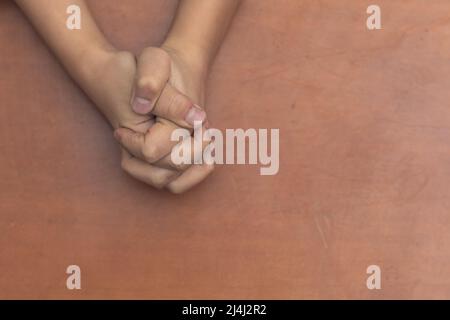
[
  {"x1": 131, "y1": 47, "x2": 171, "y2": 115},
  {"x1": 153, "y1": 84, "x2": 207, "y2": 129}
]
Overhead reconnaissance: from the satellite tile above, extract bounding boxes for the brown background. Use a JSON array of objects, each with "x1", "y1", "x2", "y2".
[{"x1": 1, "y1": 0, "x2": 450, "y2": 299}]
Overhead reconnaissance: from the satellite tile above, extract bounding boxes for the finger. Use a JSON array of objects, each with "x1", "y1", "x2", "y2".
[
  {"x1": 155, "y1": 126, "x2": 211, "y2": 171},
  {"x1": 114, "y1": 127, "x2": 146, "y2": 160},
  {"x1": 153, "y1": 84, "x2": 207, "y2": 129},
  {"x1": 139, "y1": 118, "x2": 190, "y2": 164},
  {"x1": 166, "y1": 163, "x2": 215, "y2": 194},
  {"x1": 120, "y1": 150, "x2": 179, "y2": 190},
  {"x1": 131, "y1": 47, "x2": 171, "y2": 115},
  {"x1": 115, "y1": 120, "x2": 192, "y2": 165}
]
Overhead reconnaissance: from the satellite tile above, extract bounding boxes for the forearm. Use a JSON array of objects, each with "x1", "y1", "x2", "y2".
[
  {"x1": 15, "y1": 0, "x2": 114, "y2": 82},
  {"x1": 162, "y1": 0, "x2": 241, "y2": 73}
]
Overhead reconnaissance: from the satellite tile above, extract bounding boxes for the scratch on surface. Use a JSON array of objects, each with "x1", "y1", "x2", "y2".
[
  {"x1": 242, "y1": 65, "x2": 291, "y2": 84},
  {"x1": 377, "y1": 117, "x2": 450, "y2": 132},
  {"x1": 306, "y1": 30, "x2": 409, "y2": 61},
  {"x1": 399, "y1": 171, "x2": 430, "y2": 203},
  {"x1": 313, "y1": 214, "x2": 328, "y2": 249}
]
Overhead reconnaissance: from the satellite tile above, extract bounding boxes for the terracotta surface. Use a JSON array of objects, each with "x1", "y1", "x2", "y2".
[{"x1": 1, "y1": 0, "x2": 450, "y2": 299}]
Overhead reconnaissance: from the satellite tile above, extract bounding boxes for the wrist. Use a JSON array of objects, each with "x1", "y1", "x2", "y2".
[
  {"x1": 76, "y1": 48, "x2": 150, "y2": 131},
  {"x1": 77, "y1": 44, "x2": 118, "y2": 83},
  {"x1": 162, "y1": 37, "x2": 211, "y2": 79}
]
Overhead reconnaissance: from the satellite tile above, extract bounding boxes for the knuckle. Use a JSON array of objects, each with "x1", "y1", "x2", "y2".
[
  {"x1": 137, "y1": 76, "x2": 162, "y2": 97},
  {"x1": 153, "y1": 172, "x2": 173, "y2": 190},
  {"x1": 121, "y1": 132, "x2": 141, "y2": 151},
  {"x1": 142, "y1": 144, "x2": 162, "y2": 163},
  {"x1": 169, "y1": 92, "x2": 192, "y2": 116},
  {"x1": 172, "y1": 161, "x2": 189, "y2": 172},
  {"x1": 167, "y1": 183, "x2": 184, "y2": 195}
]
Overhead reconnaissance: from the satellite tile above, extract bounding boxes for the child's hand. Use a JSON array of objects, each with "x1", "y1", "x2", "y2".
[
  {"x1": 84, "y1": 49, "x2": 212, "y2": 193},
  {"x1": 114, "y1": 47, "x2": 214, "y2": 194},
  {"x1": 15, "y1": 0, "x2": 237, "y2": 194},
  {"x1": 130, "y1": 46, "x2": 207, "y2": 115}
]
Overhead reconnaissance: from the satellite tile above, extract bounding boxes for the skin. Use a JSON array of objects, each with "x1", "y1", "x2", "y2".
[{"x1": 15, "y1": 0, "x2": 241, "y2": 193}]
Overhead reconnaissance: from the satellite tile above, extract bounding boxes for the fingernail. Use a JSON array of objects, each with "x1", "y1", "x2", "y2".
[
  {"x1": 132, "y1": 96, "x2": 152, "y2": 114},
  {"x1": 185, "y1": 105, "x2": 206, "y2": 126}
]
